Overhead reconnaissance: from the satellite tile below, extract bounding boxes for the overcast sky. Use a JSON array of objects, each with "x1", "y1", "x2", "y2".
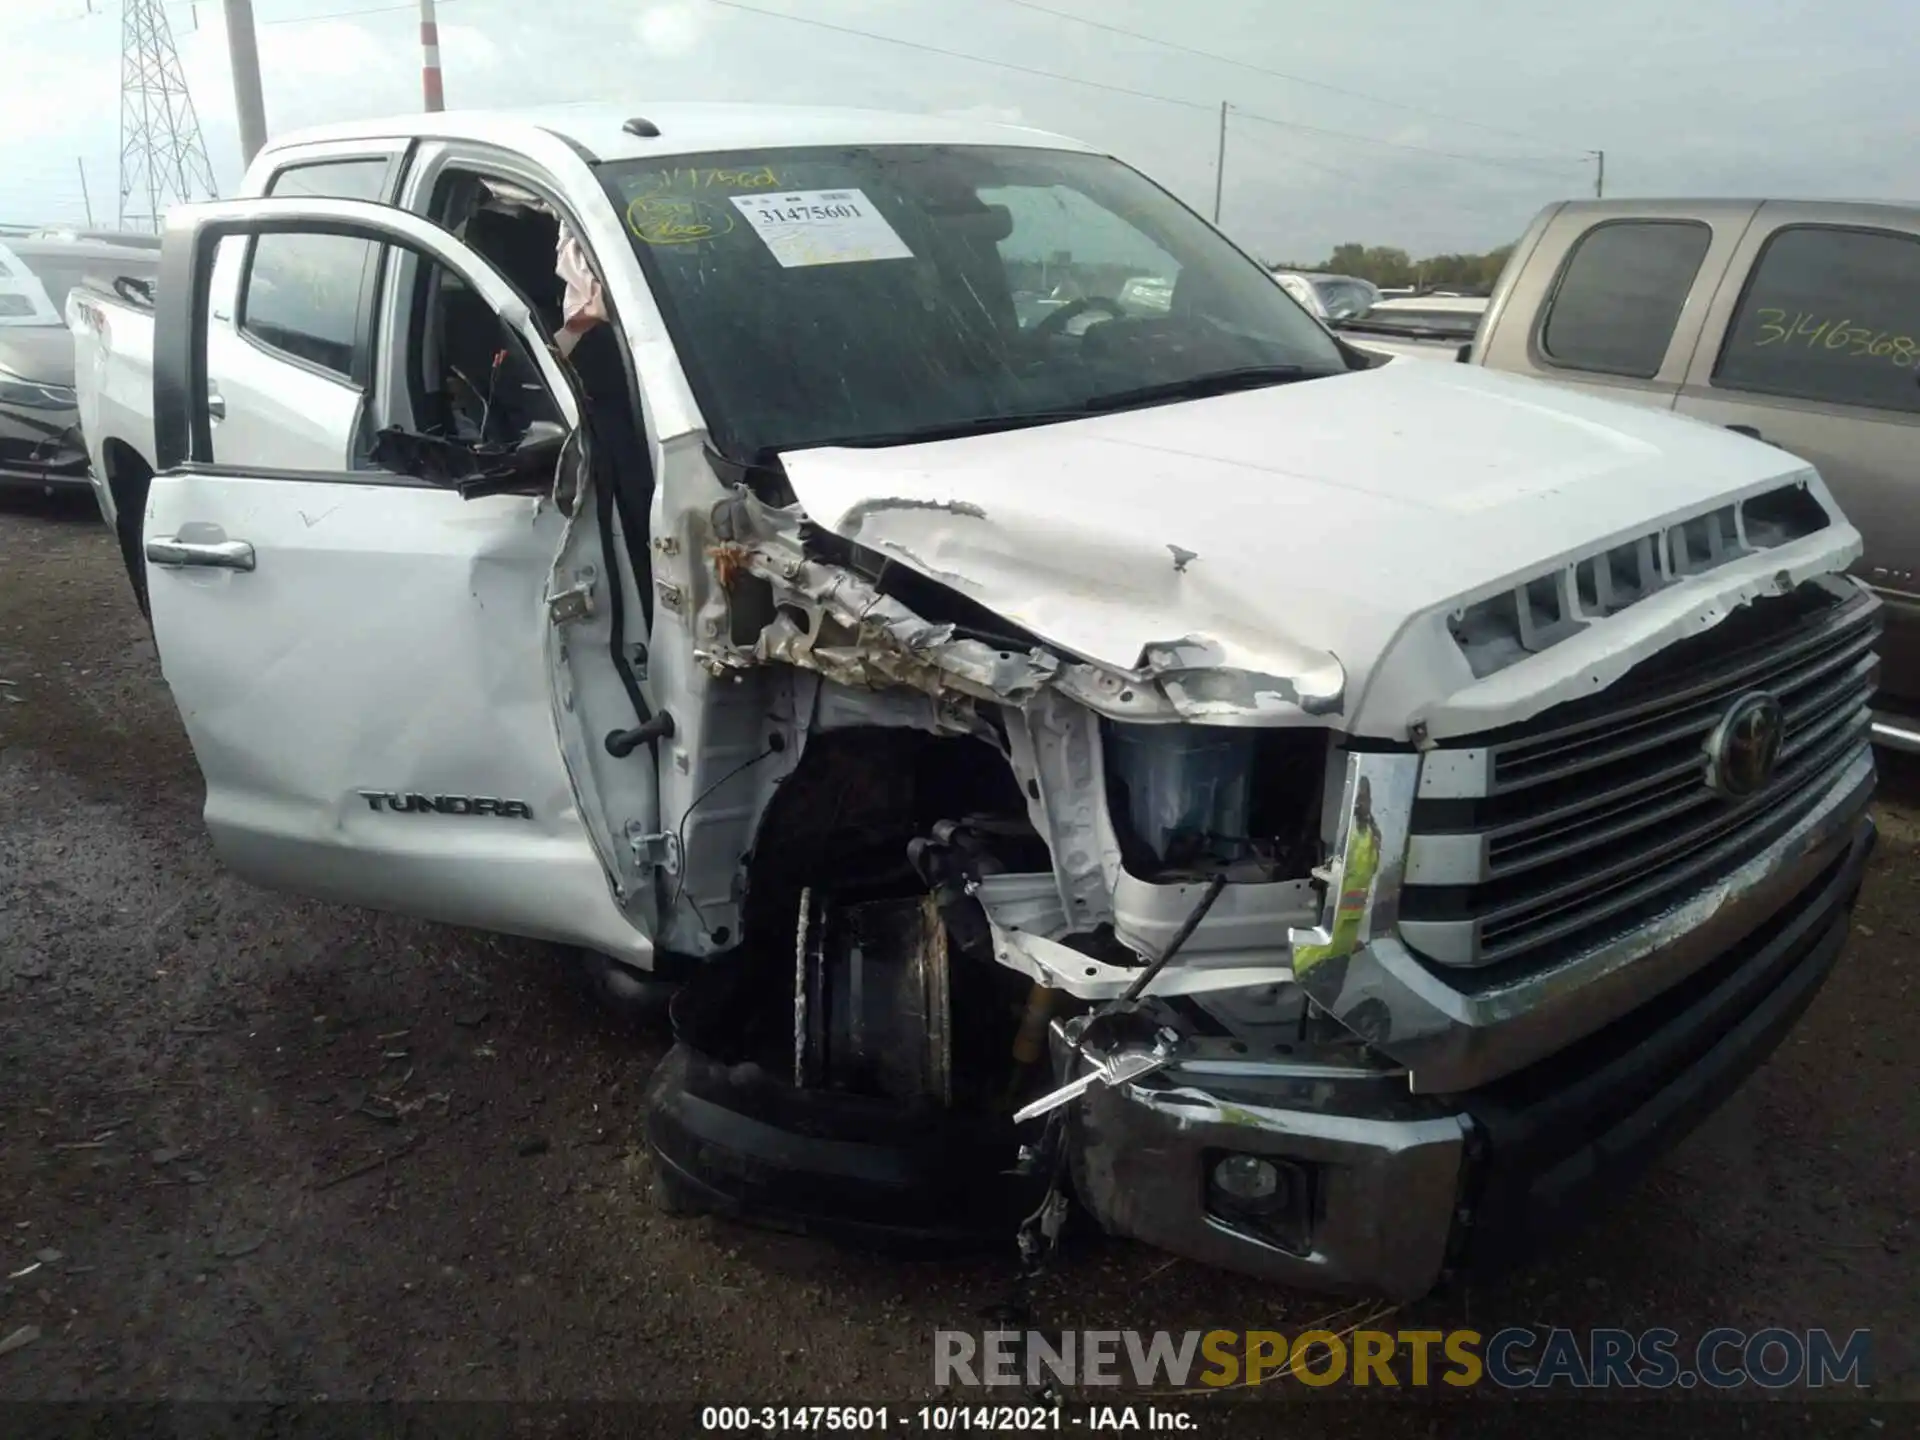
[{"x1": 2, "y1": 0, "x2": 1913, "y2": 260}]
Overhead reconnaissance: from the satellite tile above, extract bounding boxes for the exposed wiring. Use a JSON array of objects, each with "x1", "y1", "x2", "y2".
[
  {"x1": 1113, "y1": 871, "x2": 1230, "y2": 1008},
  {"x1": 666, "y1": 743, "x2": 780, "y2": 939},
  {"x1": 478, "y1": 347, "x2": 505, "y2": 441},
  {"x1": 996, "y1": 870, "x2": 1230, "y2": 1402}
]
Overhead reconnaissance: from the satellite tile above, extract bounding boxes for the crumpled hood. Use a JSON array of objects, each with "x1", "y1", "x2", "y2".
[{"x1": 778, "y1": 361, "x2": 1844, "y2": 734}]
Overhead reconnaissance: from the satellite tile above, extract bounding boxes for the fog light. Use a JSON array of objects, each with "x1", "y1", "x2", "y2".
[
  {"x1": 1206, "y1": 1152, "x2": 1314, "y2": 1254},
  {"x1": 1211, "y1": 1154, "x2": 1281, "y2": 1205}
]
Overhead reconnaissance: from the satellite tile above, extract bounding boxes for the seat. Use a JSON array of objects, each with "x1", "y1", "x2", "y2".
[{"x1": 432, "y1": 208, "x2": 564, "y2": 442}]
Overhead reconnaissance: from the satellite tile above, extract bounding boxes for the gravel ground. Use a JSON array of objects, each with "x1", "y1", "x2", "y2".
[{"x1": 0, "y1": 493, "x2": 1914, "y2": 1412}]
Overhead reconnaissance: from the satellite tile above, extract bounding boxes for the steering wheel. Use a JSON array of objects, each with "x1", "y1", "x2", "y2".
[{"x1": 1033, "y1": 295, "x2": 1127, "y2": 340}]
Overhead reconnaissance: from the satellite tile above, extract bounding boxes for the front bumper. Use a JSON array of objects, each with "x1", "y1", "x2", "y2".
[
  {"x1": 0, "y1": 404, "x2": 89, "y2": 491},
  {"x1": 1064, "y1": 813, "x2": 1875, "y2": 1300}
]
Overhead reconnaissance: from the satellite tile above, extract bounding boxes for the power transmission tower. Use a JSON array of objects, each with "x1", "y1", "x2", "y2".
[{"x1": 119, "y1": 0, "x2": 220, "y2": 233}]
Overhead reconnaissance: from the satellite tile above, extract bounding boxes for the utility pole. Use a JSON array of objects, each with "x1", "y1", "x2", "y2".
[
  {"x1": 1591, "y1": 149, "x2": 1605, "y2": 199},
  {"x1": 222, "y1": 0, "x2": 269, "y2": 166},
  {"x1": 420, "y1": 0, "x2": 445, "y2": 111},
  {"x1": 77, "y1": 159, "x2": 95, "y2": 227},
  {"x1": 1212, "y1": 101, "x2": 1228, "y2": 224}
]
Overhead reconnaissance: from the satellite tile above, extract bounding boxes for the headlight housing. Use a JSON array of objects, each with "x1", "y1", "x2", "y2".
[{"x1": 0, "y1": 367, "x2": 76, "y2": 410}]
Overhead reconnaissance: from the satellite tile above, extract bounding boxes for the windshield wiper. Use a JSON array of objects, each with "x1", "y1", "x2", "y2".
[
  {"x1": 787, "y1": 409, "x2": 1092, "y2": 452},
  {"x1": 1076, "y1": 364, "x2": 1329, "y2": 414},
  {"x1": 772, "y1": 366, "x2": 1331, "y2": 456},
  {"x1": 1337, "y1": 319, "x2": 1473, "y2": 341}
]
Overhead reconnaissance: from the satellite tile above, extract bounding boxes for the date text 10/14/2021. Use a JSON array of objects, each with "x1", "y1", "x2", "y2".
[{"x1": 701, "y1": 1408, "x2": 1196, "y2": 1432}]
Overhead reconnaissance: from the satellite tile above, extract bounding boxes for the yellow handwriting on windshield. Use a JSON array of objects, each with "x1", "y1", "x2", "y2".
[
  {"x1": 642, "y1": 165, "x2": 782, "y2": 193},
  {"x1": 1751, "y1": 309, "x2": 1920, "y2": 366},
  {"x1": 626, "y1": 193, "x2": 737, "y2": 246}
]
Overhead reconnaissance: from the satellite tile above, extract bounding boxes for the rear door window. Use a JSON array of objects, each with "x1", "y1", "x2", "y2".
[
  {"x1": 1714, "y1": 225, "x2": 1920, "y2": 415},
  {"x1": 1539, "y1": 220, "x2": 1713, "y2": 377},
  {"x1": 239, "y1": 158, "x2": 394, "y2": 380}
]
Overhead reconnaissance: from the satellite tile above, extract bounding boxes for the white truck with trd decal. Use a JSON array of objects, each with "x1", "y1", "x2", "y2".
[{"x1": 68, "y1": 104, "x2": 1879, "y2": 1298}]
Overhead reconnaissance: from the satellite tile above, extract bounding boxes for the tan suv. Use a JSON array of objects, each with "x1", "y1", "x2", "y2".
[{"x1": 1471, "y1": 200, "x2": 1920, "y2": 748}]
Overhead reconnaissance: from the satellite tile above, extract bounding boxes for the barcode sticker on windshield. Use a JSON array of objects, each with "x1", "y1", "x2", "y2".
[{"x1": 729, "y1": 188, "x2": 913, "y2": 268}]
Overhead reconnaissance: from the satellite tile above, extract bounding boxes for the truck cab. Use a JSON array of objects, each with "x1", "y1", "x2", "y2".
[
  {"x1": 67, "y1": 107, "x2": 1880, "y2": 1300},
  {"x1": 1467, "y1": 198, "x2": 1920, "y2": 745}
]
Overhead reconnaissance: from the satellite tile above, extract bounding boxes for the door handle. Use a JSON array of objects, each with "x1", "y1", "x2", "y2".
[
  {"x1": 145, "y1": 536, "x2": 255, "y2": 572},
  {"x1": 207, "y1": 386, "x2": 226, "y2": 422}
]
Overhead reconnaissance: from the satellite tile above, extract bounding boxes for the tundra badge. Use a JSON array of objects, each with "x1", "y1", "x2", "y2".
[{"x1": 358, "y1": 791, "x2": 534, "y2": 819}]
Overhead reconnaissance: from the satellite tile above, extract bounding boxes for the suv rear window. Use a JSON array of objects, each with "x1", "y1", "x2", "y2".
[
  {"x1": 1540, "y1": 220, "x2": 1712, "y2": 378},
  {"x1": 1714, "y1": 225, "x2": 1920, "y2": 415}
]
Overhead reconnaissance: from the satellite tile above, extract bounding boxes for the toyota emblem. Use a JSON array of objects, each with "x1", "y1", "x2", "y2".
[{"x1": 1704, "y1": 692, "x2": 1786, "y2": 799}]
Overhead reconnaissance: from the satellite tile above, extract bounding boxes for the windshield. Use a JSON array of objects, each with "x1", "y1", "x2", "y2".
[
  {"x1": 0, "y1": 244, "x2": 157, "y2": 328},
  {"x1": 600, "y1": 145, "x2": 1346, "y2": 457}
]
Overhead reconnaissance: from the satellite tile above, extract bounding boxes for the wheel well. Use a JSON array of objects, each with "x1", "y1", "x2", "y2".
[
  {"x1": 102, "y1": 440, "x2": 154, "y2": 616},
  {"x1": 102, "y1": 439, "x2": 153, "y2": 524}
]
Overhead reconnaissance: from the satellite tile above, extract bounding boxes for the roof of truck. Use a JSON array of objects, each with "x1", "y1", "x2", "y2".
[
  {"x1": 1549, "y1": 197, "x2": 1920, "y2": 222},
  {"x1": 263, "y1": 103, "x2": 1097, "y2": 165}
]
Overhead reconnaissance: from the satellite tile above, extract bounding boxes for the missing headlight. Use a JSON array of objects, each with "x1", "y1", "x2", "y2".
[{"x1": 1101, "y1": 722, "x2": 1326, "y2": 882}]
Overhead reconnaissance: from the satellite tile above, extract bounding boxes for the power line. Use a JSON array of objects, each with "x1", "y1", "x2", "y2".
[
  {"x1": 1226, "y1": 105, "x2": 1575, "y2": 178},
  {"x1": 1230, "y1": 141, "x2": 1375, "y2": 186},
  {"x1": 707, "y1": 0, "x2": 1221, "y2": 117},
  {"x1": 706, "y1": 0, "x2": 1584, "y2": 178},
  {"x1": 258, "y1": 0, "x2": 463, "y2": 24},
  {"x1": 17, "y1": 0, "x2": 463, "y2": 28},
  {"x1": 996, "y1": 0, "x2": 1568, "y2": 152}
]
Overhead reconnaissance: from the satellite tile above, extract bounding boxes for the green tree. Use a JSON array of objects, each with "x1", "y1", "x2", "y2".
[{"x1": 1269, "y1": 240, "x2": 1517, "y2": 293}]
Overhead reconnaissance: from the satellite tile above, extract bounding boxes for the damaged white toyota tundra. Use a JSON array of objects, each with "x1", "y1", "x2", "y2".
[{"x1": 69, "y1": 105, "x2": 1880, "y2": 1300}]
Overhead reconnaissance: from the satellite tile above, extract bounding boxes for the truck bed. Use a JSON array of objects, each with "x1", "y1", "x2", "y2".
[{"x1": 66, "y1": 277, "x2": 160, "y2": 533}]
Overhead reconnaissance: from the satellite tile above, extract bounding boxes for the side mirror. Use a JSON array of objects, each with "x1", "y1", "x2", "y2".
[
  {"x1": 368, "y1": 418, "x2": 576, "y2": 501},
  {"x1": 1456, "y1": 343, "x2": 1472, "y2": 363},
  {"x1": 515, "y1": 418, "x2": 569, "y2": 463}
]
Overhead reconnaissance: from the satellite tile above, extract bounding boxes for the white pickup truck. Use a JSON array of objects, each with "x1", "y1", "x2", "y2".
[{"x1": 69, "y1": 103, "x2": 1880, "y2": 1300}]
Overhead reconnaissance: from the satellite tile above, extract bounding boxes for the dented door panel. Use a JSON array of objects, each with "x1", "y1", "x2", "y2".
[
  {"x1": 144, "y1": 196, "x2": 656, "y2": 963},
  {"x1": 145, "y1": 472, "x2": 650, "y2": 960}
]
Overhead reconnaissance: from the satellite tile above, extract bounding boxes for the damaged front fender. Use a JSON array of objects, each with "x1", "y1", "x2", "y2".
[
  {"x1": 701, "y1": 486, "x2": 1349, "y2": 730},
  {"x1": 717, "y1": 545, "x2": 1061, "y2": 709}
]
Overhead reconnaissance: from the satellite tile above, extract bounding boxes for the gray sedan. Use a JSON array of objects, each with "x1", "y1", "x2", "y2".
[{"x1": 1, "y1": 232, "x2": 158, "y2": 496}]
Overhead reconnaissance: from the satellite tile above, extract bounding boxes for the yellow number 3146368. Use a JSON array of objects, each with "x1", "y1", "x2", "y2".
[{"x1": 1752, "y1": 308, "x2": 1920, "y2": 366}]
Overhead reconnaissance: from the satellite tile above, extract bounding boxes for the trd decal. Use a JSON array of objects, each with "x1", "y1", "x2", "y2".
[{"x1": 358, "y1": 791, "x2": 534, "y2": 819}]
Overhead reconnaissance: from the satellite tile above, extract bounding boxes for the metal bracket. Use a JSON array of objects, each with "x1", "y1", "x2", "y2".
[
  {"x1": 547, "y1": 570, "x2": 597, "y2": 626},
  {"x1": 1012, "y1": 1027, "x2": 1180, "y2": 1124},
  {"x1": 625, "y1": 827, "x2": 682, "y2": 877}
]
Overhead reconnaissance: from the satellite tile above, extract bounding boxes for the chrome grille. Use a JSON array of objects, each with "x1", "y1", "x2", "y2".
[{"x1": 1401, "y1": 580, "x2": 1880, "y2": 973}]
